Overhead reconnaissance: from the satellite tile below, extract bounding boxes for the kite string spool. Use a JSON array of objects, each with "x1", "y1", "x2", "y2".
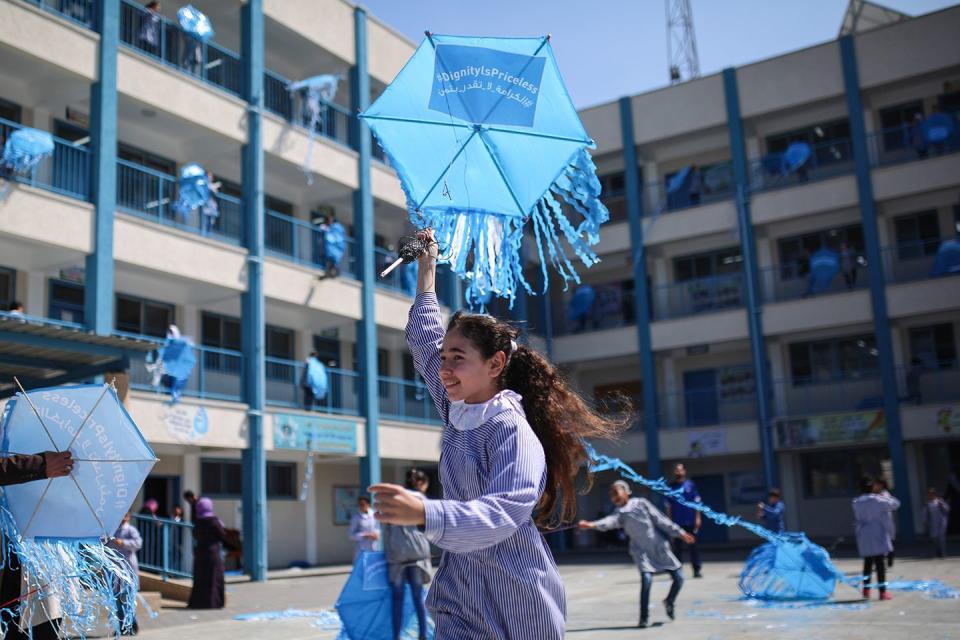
[{"x1": 379, "y1": 234, "x2": 435, "y2": 278}]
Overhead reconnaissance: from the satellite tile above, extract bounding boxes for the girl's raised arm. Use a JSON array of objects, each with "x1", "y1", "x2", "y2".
[{"x1": 405, "y1": 229, "x2": 449, "y2": 422}]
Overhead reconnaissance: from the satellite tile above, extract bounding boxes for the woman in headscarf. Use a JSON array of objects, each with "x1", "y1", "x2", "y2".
[{"x1": 187, "y1": 498, "x2": 233, "y2": 609}]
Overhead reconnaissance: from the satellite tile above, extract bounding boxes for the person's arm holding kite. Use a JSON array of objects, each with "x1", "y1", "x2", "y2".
[{"x1": 0, "y1": 450, "x2": 72, "y2": 485}]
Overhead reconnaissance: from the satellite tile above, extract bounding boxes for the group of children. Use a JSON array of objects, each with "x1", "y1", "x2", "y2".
[{"x1": 365, "y1": 229, "x2": 951, "y2": 639}]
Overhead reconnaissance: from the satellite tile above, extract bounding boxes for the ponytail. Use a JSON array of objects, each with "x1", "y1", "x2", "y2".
[{"x1": 447, "y1": 311, "x2": 629, "y2": 527}]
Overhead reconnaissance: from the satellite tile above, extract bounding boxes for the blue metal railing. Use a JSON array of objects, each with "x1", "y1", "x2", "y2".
[
  {"x1": 119, "y1": 0, "x2": 242, "y2": 97},
  {"x1": 867, "y1": 118, "x2": 960, "y2": 168},
  {"x1": 772, "y1": 374, "x2": 883, "y2": 418},
  {"x1": 24, "y1": 0, "x2": 96, "y2": 29},
  {"x1": 378, "y1": 375, "x2": 442, "y2": 425},
  {"x1": 895, "y1": 361, "x2": 960, "y2": 406},
  {"x1": 116, "y1": 159, "x2": 243, "y2": 243},
  {"x1": 263, "y1": 70, "x2": 354, "y2": 149},
  {"x1": 264, "y1": 356, "x2": 361, "y2": 415},
  {"x1": 264, "y1": 210, "x2": 357, "y2": 275},
  {"x1": 658, "y1": 386, "x2": 757, "y2": 429},
  {"x1": 881, "y1": 239, "x2": 957, "y2": 284},
  {"x1": 652, "y1": 272, "x2": 744, "y2": 320},
  {"x1": 749, "y1": 137, "x2": 856, "y2": 193},
  {"x1": 0, "y1": 117, "x2": 91, "y2": 201},
  {"x1": 131, "y1": 514, "x2": 193, "y2": 580},
  {"x1": 552, "y1": 285, "x2": 637, "y2": 336},
  {"x1": 124, "y1": 333, "x2": 244, "y2": 402},
  {"x1": 758, "y1": 254, "x2": 868, "y2": 303},
  {"x1": 650, "y1": 161, "x2": 736, "y2": 214},
  {"x1": 0, "y1": 310, "x2": 85, "y2": 330}
]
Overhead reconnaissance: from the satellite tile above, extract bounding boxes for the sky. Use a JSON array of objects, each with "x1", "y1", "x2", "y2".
[{"x1": 361, "y1": 0, "x2": 958, "y2": 108}]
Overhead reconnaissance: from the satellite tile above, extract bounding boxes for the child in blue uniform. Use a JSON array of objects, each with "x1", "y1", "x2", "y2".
[
  {"x1": 370, "y1": 230, "x2": 625, "y2": 639},
  {"x1": 757, "y1": 488, "x2": 785, "y2": 533}
]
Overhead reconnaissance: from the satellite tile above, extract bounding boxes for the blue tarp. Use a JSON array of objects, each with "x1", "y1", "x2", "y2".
[
  {"x1": 177, "y1": 4, "x2": 214, "y2": 42},
  {"x1": 808, "y1": 248, "x2": 839, "y2": 294},
  {"x1": 2, "y1": 127, "x2": 54, "y2": 174},
  {"x1": 306, "y1": 356, "x2": 329, "y2": 399}
]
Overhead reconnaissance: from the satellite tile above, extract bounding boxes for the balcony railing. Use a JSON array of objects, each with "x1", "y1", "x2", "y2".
[
  {"x1": 749, "y1": 137, "x2": 855, "y2": 193},
  {"x1": 896, "y1": 361, "x2": 960, "y2": 406},
  {"x1": 264, "y1": 210, "x2": 356, "y2": 275},
  {"x1": 119, "y1": 0, "x2": 242, "y2": 97},
  {"x1": 264, "y1": 356, "x2": 360, "y2": 415},
  {"x1": 125, "y1": 334, "x2": 244, "y2": 402},
  {"x1": 263, "y1": 70, "x2": 354, "y2": 149},
  {"x1": 867, "y1": 118, "x2": 960, "y2": 168},
  {"x1": 131, "y1": 514, "x2": 193, "y2": 580},
  {"x1": 759, "y1": 254, "x2": 868, "y2": 303},
  {"x1": 25, "y1": 0, "x2": 96, "y2": 29},
  {"x1": 0, "y1": 117, "x2": 91, "y2": 201},
  {"x1": 116, "y1": 159, "x2": 243, "y2": 243},
  {"x1": 652, "y1": 273, "x2": 744, "y2": 320},
  {"x1": 773, "y1": 374, "x2": 883, "y2": 418},
  {"x1": 658, "y1": 387, "x2": 757, "y2": 429},
  {"x1": 551, "y1": 285, "x2": 637, "y2": 336},
  {"x1": 378, "y1": 376, "x2": 442, "y2": 425},
  {"x1": 652, "y1": 162, "x2": 736, "y2": 214},
  {"x1": 881, "y1": 239, "x2": 959, "y2": 284}
]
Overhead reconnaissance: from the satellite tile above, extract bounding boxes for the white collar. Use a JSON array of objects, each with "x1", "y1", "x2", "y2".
[{"x1": 448, "y1": 389, "x2": 524, "y2": 431}]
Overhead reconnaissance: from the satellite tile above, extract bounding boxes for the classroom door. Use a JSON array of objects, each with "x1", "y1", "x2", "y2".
[
  {"x1": 692, "y1": 473, "x2": 728, "y2": 543},
  {"x1": 684, "y1": 369, "x2": 719, "y2": 426}
]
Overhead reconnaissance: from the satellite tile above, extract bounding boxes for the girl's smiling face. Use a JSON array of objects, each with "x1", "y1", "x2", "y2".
[{"x1": 439, "y1": 328, "x2": 507, "y2": 404}]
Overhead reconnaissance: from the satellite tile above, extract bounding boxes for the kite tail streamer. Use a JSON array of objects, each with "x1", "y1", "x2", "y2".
[
  {"x1": 370, "y1": 128, "x2": 608, "y2": 306},
  {"x1": 0, "y1": 504, "x2": 136, "y2": 639}
]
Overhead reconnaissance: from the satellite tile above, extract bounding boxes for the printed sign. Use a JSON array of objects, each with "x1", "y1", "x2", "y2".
[
  {"x1": 774, "y1": 409, "x2": 886, "y2": 449},
  {"x1": 687, "y1": 430, "x2": 727, "y2": 457},
  {"x1": 429, "y1": 44, "x2": 545, "y2": 127},
  {"x1": 272, "y1": 413, "x2": 357, "y2": 454},
  {"x1": 162, "y1": 404, "x2": 209, "y2": 443},
  {"x1": 935, "y1": 405, "x2": 960, "y2": 434},
  {"x1": 334, "y1": 486, "x2": 361, "y2": 525}
]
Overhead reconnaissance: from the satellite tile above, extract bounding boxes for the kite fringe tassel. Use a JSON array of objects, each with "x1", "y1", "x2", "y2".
[
  {"x1": 0, "y1": 503, "x2": 136, "y2": 639},
  {"x1": 371, "y1": 130, "x2": 608, "y2": 307}
]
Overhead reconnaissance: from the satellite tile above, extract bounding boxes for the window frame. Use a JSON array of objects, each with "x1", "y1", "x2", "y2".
[
  {"x1": 0, "y1": 266, "x2": 15, "y2": 311},
  {"x1": 800, "y1": 447, "x2": 888, "y2": 499},
  {"x1": 788, "y1": 333, "x2": 880, "y2": 385},
  {"x1": 114, "y1": 293, "x2": 175, "y2": 338},
  {"x1": 893, "y1": 210, "x2": 940, "y2": 259},
  {"x1": 908, "y1": 323, "x2": 957, "y2": 370},
  {"x1": 776, "y1": 224, "x2": 863, "y2": 280}
]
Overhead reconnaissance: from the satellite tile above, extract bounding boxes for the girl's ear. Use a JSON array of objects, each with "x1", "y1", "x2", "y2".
[{"x1": 487, "y1": 351, "x2": 508, "y2": 379}]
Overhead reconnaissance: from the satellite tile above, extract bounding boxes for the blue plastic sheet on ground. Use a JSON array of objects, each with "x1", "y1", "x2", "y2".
[
  {"x1": 738, "y1": 532, "x2": 837, "y2": 600},
  {"x1": 235, "y1": 608, "x2": 342, "y2": 629}
]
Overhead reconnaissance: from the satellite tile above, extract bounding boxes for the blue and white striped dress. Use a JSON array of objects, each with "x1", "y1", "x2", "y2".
[{"x1": 406, "y1": 292, "x2": 566, "y2": 639}]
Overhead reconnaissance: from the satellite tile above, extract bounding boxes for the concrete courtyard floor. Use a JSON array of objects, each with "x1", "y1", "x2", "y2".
[{"x1": 136, "y1": 553, "x2": 960, "y2": 639}]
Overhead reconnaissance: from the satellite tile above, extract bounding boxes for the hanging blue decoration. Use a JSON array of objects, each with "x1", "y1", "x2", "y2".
[
  {"x1": 930, "y1": 238, "x2": 960, "y2": 276},
  {"x1": 177, "y1": 4, "x2": 214, "y2": 42},
  {"x1": 922, "y1": 112, "x2": 955, "y2": 144},
  {"x1": 174, "y1": 163, "x2": 210, "y2": 219},
  {"x1": 324, "y1": 219, "x2": 347, "y2": 270},
  {"x1": 401, "y1": 260, "x2": 419, "y2": 297},
  {"x1": 335, "y1": 551, "x2": 434, "y2": 640},
  {"x1": 360, "y1": 34, "x2": 609, "y2": 307},
  {"x1": 808, "y1": 248, "x2": 840, "y2": 294},
  {"x1": 306, "y1": 356, "x2": 329, "y2": 400},
  {"x1": 160, "y1": 337, "x2": 196, "y2": 382},
  {"x1": 288, "y1": 74, "x2": 341, "y2": 183},
  {"x1": 0, "y1": 384, "x2": 157, "y2": 637},
  {"x1": 567, "y1": 284, "x2": 595, "y2": 321},
  {"x1": 2, "y1": 128, "x2": 54, "y2": 175},
  {"x1": 464, "y1": 272, "x2": 494, "y2": 311},
  {"x1": 782, "y1": 141, "x2": 812, "y2": 174},
  {"x1": 703, "y1": 163, "x2": 733, "y2": 193},
  {"x1": 666, "y1": 165, "x2": 692, "y2": 194}
]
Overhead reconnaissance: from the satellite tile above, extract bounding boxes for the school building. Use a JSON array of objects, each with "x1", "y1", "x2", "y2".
[{"x1": 0, "y1": 0, "x2": 957, "y2": 575}]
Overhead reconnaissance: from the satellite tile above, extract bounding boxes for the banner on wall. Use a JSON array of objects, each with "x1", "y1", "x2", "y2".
[
  {"x1": 774, "y1": 409, "x2": 886, "y2": 449},
  {"x1": 935, "y1": 405, "x2": 960, "y2": 435},
  {"x1": 272, "y1": 412, "x2": 357, "y2": 455},
  {"x1": 729, "y1": 471, "x2": 767, "y2": 505},
  {"x1": 162, "y1": 403, "x2": 209, "y2": 443},
  {"x1": 687, "y1": 430, "x2": 727, "y2": 458}
]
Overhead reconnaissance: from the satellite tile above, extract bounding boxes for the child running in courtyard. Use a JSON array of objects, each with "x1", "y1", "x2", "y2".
[
  {"x1": 853, "y1": 476, "x2": 901, "y2": 600},
  {"x1": 370, "y1": 229, "x2": 625, "y2": 639},
  {"x1": 579, "y1": 480, "x2": 695, "y2": 628}
]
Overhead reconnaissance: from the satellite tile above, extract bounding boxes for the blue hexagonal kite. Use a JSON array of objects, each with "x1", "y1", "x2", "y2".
[{"x1": 361, "y1": 34, "x2": 609, "y2": 306}]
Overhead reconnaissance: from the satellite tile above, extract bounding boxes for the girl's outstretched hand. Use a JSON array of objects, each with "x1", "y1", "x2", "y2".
[
  {"x1": 369, "y1": 483, "x2": 427, "y2": 526},
  {"x1": 416, "y1": 228, "x2": 439, "y2": 264}
]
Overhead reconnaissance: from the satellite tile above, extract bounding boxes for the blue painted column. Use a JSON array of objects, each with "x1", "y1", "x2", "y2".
[
  {"x1": 618, "y1": 97, "x2": 660, "y2": 480},
  {"x1": 240, "y1": 0, "x2": 268, "y2": 581},
  {"x1": 444, "y1": 266, "x2": 461, "y2": 311},
  {"x1": 352, "y1": 7, "x2": 380, "y2": 490},
  {"x1": 542, "y1": 289, "x2": 554, "y2": 360},
  {"x1": 85, "y1": 0, "x2": 118, "y2": 335},
  {"x1": 839, "y1": 35, "x2": 914, "y2": 540},
  {"x1": 722, "y1": 68, "x2": 778, "y2": 490}
]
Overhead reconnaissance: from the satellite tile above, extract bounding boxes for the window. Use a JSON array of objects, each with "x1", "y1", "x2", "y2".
[
  {"x1": 352, "y1": 345, "x2": 390, "y2": 397},
  {"x1": 894, "y1": 210, "x2": 940, "y2": 259},
  {"x1": 266, "y1": 462, "x2": 296, "y2": 499},
  {"x1": 0, "y1": 97, "x2": 22, "y2": 124},
  {"x1": 118, "y1": 143, "x2": 176, "y2": 175},
  {"x1": 879, "y1": 101, "x2": 923, "y2": 151},
  {"x1": 201, "y1": 312, "x2": 242, "y2": 372},
  {"x1": 674, "y1": 247, "x2": 742, "y2": 281},
  {"x1": 115, "y1": 294, "x2": 174, "y2": 338},
  {"x1": 0, "y1": 267, "x2": 14, "y2": 311},
  {"x1": 909, "y1": 324, "x2": 957, "y2": 370},
  {"x1": 766, "y1": 119, "x2": 852, "y2": 168},
  {"x1": 789, "y1": 334, "x2": 879, "y2": 384},
  {"x1": 265, "y1": 325, "x2": 295, "y2": 381},
  {"x1": 48, "y1": 279, "x2": 84, "y2": 324},
  {"x1": 313, "y1": 334, "x2": 341, "y2": 368},
  {"x1": 802, "y1": 448, "x2": 888, "y2": 498},
  {"x1": 201, "y1": 459, "x2": 243, "y2": 497},
  {"x1": 777, "y1": 224, "x2": 863, "y2": 278}
]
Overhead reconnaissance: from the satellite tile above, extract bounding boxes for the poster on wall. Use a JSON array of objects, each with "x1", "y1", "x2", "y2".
[
  {"x1": 775, "y1": 409, "x2": 886, "y2": 449},
  {"x1": 162, "y1": 403, "x2": 209, "y2": 443},
  {"x1": 333, "y1": 486, "x2": 361, "y2": 525},
  {"x1": 729, "y1": 471, "x2": 767, "y2": 505},
  {"x1": 935, "y1": 405, "x2": 960, "y2": 434},
  {"x1": 687, "y1": 430, "x2": 727, "y2": 457},
  {"x1": 718, "y1": 365, "x2": 755, "y2": 401},
  {"x1": 272, "y1": 413, "x2": 357, "y2": 454}
]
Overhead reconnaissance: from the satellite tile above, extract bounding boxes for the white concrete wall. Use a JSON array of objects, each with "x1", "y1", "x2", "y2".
[
  {"x1": 0, "y1": 187, "x2": 93, "y2": 254},
  {"x1": 128, "y1": 393, "x2": 249, "y2": 449},
  {"x1": 1, "y1": 1, "x2": 97, "y2": 79},
  {"x1": 751, "y1": 176, "x2": 859, "y2": 226},
  {"x1": 764, "y1": 292, "x2": 872, "y2": 336},
  {"x1": 631, "y1": 73, "x2": 727, "y2": 145},
  {"x1": 652, "y1": 308, "x2": 748, "y2": 351},
  {"x1": 737, "y1": 41, "x2": 844, "y2": 119}
]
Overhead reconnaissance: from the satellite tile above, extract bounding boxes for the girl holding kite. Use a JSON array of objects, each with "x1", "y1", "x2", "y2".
[{"x1": 371, "y1": 230, "x2": 625, "y2": 639}]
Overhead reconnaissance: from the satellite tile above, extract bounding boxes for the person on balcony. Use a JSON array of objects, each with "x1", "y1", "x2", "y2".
[
  {"x1": 200, "y1": 170, "x2": 221, "y2": 236},
  {"x1": 688, "y1": 165, "x2": 702, "y2": 205},
  {"x1": 109, "y1": 513, "x2": 143, "y2": 636},
  {"x1": 911, "y1": 113, "x2": 929, "y2": 158},
  {"x1": 139, "y1": 2, "x2": 162, "y2": 57},
  {"x1": 840, "y1": 243, "x2": 858, "y2": 290},
  {"x1": 301, "y1": 351, "x2": 328, "y2": 411}
]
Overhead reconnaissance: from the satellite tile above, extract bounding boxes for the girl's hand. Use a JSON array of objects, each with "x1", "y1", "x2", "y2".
[
  {"x1": 416, "y1": 228, "x2": 439, "y2": 264},
  {"x1": 369, "y1": 483, "x2": 426, "y2": 526}
]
